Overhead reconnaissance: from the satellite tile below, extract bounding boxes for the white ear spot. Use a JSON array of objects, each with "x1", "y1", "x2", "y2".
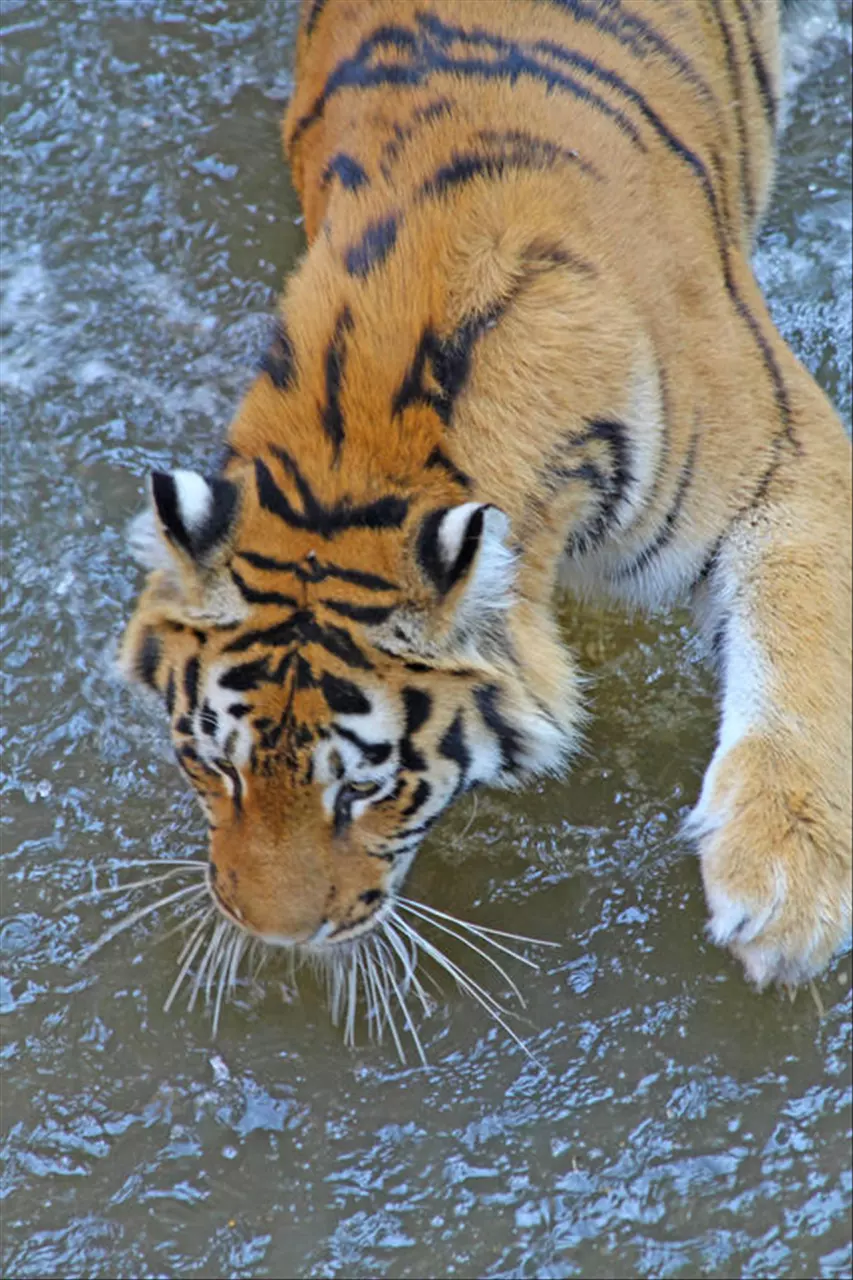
[
  {"x1": 149, "y1": 469, "x2": 239, "y2": 561},
  {"x1": 419, "y1": 502, "x2": 514, "y2": 607},
  {"x1": 437, "y1": 502, "x2": 487, "y2": 564},
  {"x1": 458, "y1": 505, "x2": 515, "y2": 618},
  {"x1": 172, "y1": 470, "x2": 213, "y2": 532}
]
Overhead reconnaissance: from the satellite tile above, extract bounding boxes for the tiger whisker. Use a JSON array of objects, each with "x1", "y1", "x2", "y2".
[
  {"x1": 189, "y1": 917, "x2": 227, "y2": 1011},
  {"x1": 205, "y1": 920, "x2": 233, "y2": 1012},
  {"x1": 212, "y1": 931, "x2": 239, "y2": 1035},
  {"x1": 96, "y1": 858, "x2": 206, "y2": 869},
  {"x1": 383, "y1": 919, "x2": 433, "y2": 1017},
  {"x1": 66, "y1": 865, "x2": 204, "y2": 910},
  {"x1": 359, "y1": 945, "x2": 383, "y2": 1039},
  {"x1": 156, "y1": 902, "x2": 212, "y2": 950},
  {"x1": 393, "y1": 915, "x2": 543, "y2": 1067},
  {"x1": 164, "y1": 911, "x2": 214, "y2": 1012},
  {"x1": 374, "y1": 935, "x2": 427, "y2": 1066},
  {"x1": 75, "y1": 883, "x2": 208, "y2": 965},
  {"x1": 368, "y1": 946, "x2": 406, "y2": 1061},
  {"x1": 397, "y1": 895, "x2": 559, "y2": 951},
  {"x1": 397, "y1": 900, "x2": 528, "y2": 1005},
  {"x1": 345, "y1": 950, "x2": 359, "y2": 1047}
]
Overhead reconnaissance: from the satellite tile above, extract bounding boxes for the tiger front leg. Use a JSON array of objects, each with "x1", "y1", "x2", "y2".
[{"x1": 689, "y1": 451, "x2": 852, "y2": 989}]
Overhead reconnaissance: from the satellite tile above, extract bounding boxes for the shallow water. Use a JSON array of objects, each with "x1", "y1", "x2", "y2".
[{"x1": 1, "y1": 1, "x2": 851, "y2": 1277}]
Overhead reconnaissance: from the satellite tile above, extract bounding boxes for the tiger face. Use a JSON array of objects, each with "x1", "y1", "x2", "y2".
[{"x1": 120, "y1": 463, "x2": 575, "y2": 949}]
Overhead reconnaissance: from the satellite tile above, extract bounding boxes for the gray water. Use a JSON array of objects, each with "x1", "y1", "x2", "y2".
[{"x1": 1, "y1": 2, "x2": 851, "y2": 1277}]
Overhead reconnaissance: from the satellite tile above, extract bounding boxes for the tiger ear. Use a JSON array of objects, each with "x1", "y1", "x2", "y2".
[
  {"x1": 416, "y1": 502, "x2": 516, "y2": 625},
  {"x1": 128, "y1": 469, "x2": 239, "y2": 572}
]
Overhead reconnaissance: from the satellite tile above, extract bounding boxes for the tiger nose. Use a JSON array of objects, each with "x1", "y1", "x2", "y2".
[{"x1": 207, "y1": 843, "x2": 329, "y2": 944}]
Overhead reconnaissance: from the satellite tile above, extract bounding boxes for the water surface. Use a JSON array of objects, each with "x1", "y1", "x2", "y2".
[{"x1": 1, "y1": 2, "x2": 851, "y2": 1276}]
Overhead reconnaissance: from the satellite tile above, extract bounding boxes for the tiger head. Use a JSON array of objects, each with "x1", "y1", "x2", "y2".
[{"x1": 120, "y1": 420, "x2": 578, "y2": 952}]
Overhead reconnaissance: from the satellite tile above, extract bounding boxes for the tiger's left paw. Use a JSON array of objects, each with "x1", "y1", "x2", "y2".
[{"x1": 688, "y1": 734, "x2": 852, "y2": 989}]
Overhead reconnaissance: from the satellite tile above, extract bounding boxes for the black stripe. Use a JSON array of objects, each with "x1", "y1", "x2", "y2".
[
  {"x1": 731, "y1": 0, "x2": 778, "y2": 130},
  {"x1": 418, "y1": 137, "x2": 599, "y2": 200},
  {"x1": 151, "y1": 472, "x2": 189, "y2": 550},
  {"x1": 218, "y1": 658, "x2": 272, "y2": 692},
  {"x1": 184, "y1": 656, "x2": 200, "y2": 712},
  {"x1": 426, "y1": 446, "x2": 472, "y2": 490},
  {"x1": 416, "y1": 509, "x2": 449, "y2": 594},
  {"x1": 290, "y1": 20, "x2": 646, "y2": 151},
  {"x1": 237, "y1": 549, "x2": 398, "y2": 592},
  {"x1": 321, "y1": 152, "x2": 369, "y2": 190},
  {"x1": 230, "y1": 567, "x2": 299, "y2": 608},
  {"x1": 258, "y1": 319, "x2": 296, "y2": 391},
  {"x1": 216, "y1": 758, "x2": 243, "y2": 815},
  {"x1": 417, "y1": 13, "x2": 648, "y2": 147},
  {"x1": 224, "y1": 611, "x2": 373, "y2": 671},
  {"x1": 707, "y1": 0, "x2": 755, "y2": 225},
  {"x1": 176, "y1": 744, "x2": 219, "y2": 780},
  {"x1": 304, "y1": 0, "x2": 328, "y2": 36},
  {"x1": 540, "y1": 0, "x2": 717, "y2": 105},
  {"x1": 379, "y1": 97, "x2": 455, "y2": 177},
  {"x1": 344, "y1": 214, "x2": 400, "y2": 277},
  {"x1": 401, "y1": 778, "x2": 431, "y2": 818},
  {"x1": 175, "y1": 715, "x2": 193, "y2": 737},
  {"x1": 438, "y1": 710, "x2": 471, "y2": 791},
  {"x1": 563, "y1": 419, "x2": 634, "y2": 557},
  {"x1": 473, "y1": 684, "x2": 524, "y2": 773},
  {"x1": 333, "y1": 726, "x2": 392, "y2": 765},
  {"x1": 399, "y1": 739, "x2": 427, "y2": 772},
  {"x1": 476, "y1": 129, "x2": 603, "y2": 182},
  {"x1": 321, "y1": 599, "x2": 395, "y2": 625},
  {"x1": 393, "y1": 302, "x2": 505, "y2": 426},
  {"x1": 532, "y1": 32, "x2": 794, "y2": 447},
  {"x1": 255, "y1": 455, "x2": 409, "y2": 537},
  {"x1": 137, "y1": 630, "x2": 161, "y2": 690},
  {"x1": 322, "y1": 307, "x2": 354, "y2": 459},
  {"x1": 321, "y1": 672, "x2": 371, "y2": 715},
  {"x1": 165, "y1": 670, "x2": 176, "y2": 715},
  {"x1": 403, "y1": 686, "x2": 432, "y2": 737},
  {"x1": 523, "y1": 236, "x2": 598, "y2": 277},
  {"x1": 615, "y1": 431, "x2": 700, "y2": 579}
]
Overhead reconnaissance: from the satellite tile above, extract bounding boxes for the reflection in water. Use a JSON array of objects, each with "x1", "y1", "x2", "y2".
[{"x1": 1, "y1": 1, "x2": 850, "y2": 1277}]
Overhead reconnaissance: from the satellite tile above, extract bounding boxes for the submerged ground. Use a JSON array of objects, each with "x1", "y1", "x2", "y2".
[{"x1": 1, "y1": 2, "x2": 851, "y2": 1277}]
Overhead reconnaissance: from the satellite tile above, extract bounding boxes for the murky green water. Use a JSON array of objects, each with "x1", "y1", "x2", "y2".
[{"x1": 1, "y1": 2, "x2": 851, "y2": 1277}]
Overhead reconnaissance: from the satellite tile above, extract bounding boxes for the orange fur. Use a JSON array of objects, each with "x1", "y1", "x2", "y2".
[{"x1": 121, "y1": 0, "x2": 851, "y2": 988}]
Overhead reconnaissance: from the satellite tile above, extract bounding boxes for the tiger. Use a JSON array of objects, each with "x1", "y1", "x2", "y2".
[{"x1": 120, "y1": 0, "x2": 851, "y2": 1002}]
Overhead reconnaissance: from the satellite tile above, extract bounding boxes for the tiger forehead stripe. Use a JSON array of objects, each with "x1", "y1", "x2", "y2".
[
  {"x1": 254, "y1": 453, "x2": 409, "y2": 538},
  {"x1": 237, "y1": 548, "x2": 399, "y2": 592}
]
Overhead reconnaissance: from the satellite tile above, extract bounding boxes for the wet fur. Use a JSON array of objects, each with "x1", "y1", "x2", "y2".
[{"x1": 121, "y1": 0, "x2": 851, "y2": 989}]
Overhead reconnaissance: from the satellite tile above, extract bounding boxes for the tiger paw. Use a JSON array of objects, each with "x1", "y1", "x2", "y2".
[{"x1": 688, "y1": 734, "x2": 852, "y2": 989}]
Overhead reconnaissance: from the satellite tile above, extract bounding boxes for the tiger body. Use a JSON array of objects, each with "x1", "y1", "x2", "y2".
[{"x1": 122, "y1": 0, "x2": 851, "y2": 990}]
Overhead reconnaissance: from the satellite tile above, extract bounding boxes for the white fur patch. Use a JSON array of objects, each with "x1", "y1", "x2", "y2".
[
  {"x1": 127, "y1": 508, "x2": 171, "y2": 571},
  {"x1": 453, "y1": 506, "x2": 516, "y2": 627},
  {"x1": 172, "y1": 469, "x2": 213, "y2": 532}
]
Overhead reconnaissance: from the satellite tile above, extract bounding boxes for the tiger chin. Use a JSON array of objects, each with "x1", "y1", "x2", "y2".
[{"x1": 120, "y1": 0, "x2": 850, "y2": 1004}]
